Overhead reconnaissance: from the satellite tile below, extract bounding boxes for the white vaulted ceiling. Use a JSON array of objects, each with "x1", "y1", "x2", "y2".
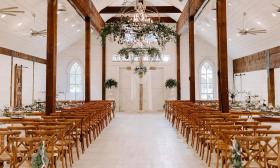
[
  {"x1": 0, "y1": 0, "x2": 86, "y2": 58},
  {"x1": 195, "y1": 0, "x2": 280, "y2": 59},
  {"x1": 91, "y1": 0, "x2": 188, "y2": 21}
]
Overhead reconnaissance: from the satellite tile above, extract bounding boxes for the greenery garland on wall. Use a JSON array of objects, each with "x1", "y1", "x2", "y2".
[
  {"x1": 118, "y1": 47, "x2": 161, "y2": 59},
  {"x1": 100, "y1": 17, "x2": 177, "y2": 47}
]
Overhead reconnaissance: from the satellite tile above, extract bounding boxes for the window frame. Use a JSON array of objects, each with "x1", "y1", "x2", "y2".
[
  {"x1": 199, "y1": 60, "x2": 215, "y2": 100},
  {"x1": 67, "y1": 60, "x2": 84, "y2": 100}
]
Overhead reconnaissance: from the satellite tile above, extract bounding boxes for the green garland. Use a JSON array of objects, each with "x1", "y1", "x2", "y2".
[
  {"x1": 100, "y1": 17, "x2": 177, "y2": 47},
  {"x1": 118, "y1": 47, "x2": 161, "y2": 59}
]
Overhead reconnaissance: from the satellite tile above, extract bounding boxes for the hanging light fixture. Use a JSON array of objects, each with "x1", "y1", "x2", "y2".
[{"x1": 133, "y1": 0, "x2": 152, "y2": 23}]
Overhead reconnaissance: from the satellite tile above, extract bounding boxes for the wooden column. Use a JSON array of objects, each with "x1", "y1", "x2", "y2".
[
  {"x1": 102, "y1": 40, "x2": 106, "y2": 100},
  {"x1": 189, "y1": 16, "x2": 195, "y2": 102},
  {"x1": 217, "y1": 0, "x2": 229, "y2": 113},
  {"x1": 176, "y1": 35, "x2": 181, "y2": 100},
  {"x1": 46, "y1": 0, "x2": 58, "y2": 115},
  {"x1": 85, "y1": 16, "x2": 91, "y2": 102},
  {"x1": 268, "y1": 68, "x2": 275, "y2": 106}
]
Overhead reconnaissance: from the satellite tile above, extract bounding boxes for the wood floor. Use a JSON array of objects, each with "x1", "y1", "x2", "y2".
[{"x1": 73, "y1": 112, "x2": 206, "y2": 168}]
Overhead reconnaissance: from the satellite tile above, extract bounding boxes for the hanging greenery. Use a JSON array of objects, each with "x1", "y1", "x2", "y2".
[
  {"x1": 118, "y1": 47, "x2": 161, "y2": 59},
  {"x1": 134, "y1": 65, "x2": 147, "y2": 78},
  {"x1": 100, "y1": 17, "x2": 177, "y2": 47},
  {"x1": 165, "y1": 79, "x2": 177, "y2": 88},
  {"x1": 104, "y1": 79, "x2": 118, "y2": 89}
]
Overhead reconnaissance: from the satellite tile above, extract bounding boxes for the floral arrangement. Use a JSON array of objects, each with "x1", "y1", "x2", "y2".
[
  {"x1": 104, "y1": 79, "x2": 118, "y2": 89},
  {"x1": 134, "y1": 65, "x2": 147, "y2": 78},
  {"x1": 231, "y1": 139, "x2": 242, "y2": 168},
  {"x1": 229, "y1": 90, "x2": 238, "y2": 104},
  {"x1": 118, "y1": 47, "x2": 161, "y2": 59},
  {"x1": 165, "y1": 79, "x2": 177, "y2": 89},
  {"x1": 100, "y1": 17, "x2": 177, "y2": 47},
  {"x1": 31, "y1": 142, "x2": 49, "y2": 168}
]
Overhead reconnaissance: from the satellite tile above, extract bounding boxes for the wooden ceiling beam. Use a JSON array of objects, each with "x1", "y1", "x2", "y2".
[
  {"x1": 177, "y1": 0, "x2": 206, "y2": 33},
  {"x1": 106, "y1": 16, "x2": 176, "y2": 23},
  {"x1": 233, "y1": 45, "x2": 280, "y2": 74},
  {"x1": 100, "y1": 6, "x2": 181, "y2": 14},
  {"x1": 67, "y1": 0, "x2": 105, "y2": 32}
]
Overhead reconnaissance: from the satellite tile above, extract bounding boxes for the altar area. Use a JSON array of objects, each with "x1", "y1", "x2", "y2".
[{"x1": 117, "y1": 66, "x2": 166, "y2": 113}]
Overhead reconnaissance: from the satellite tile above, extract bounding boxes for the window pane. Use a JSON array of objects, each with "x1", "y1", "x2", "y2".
[
  {"x1": 70, "y1": 85, "x2": 76, "y2": 93},
  {"x1": 200, "y1": 62, "x2": 215, "y2": 100},
  {"x1": 75, "y1": 75, "x2": 81, "y2": 84},
  {"x1": 201, "y1": 74, "x2": 207, "y2": 84},
  {"x1": 201, "y1": 84, "x2": 207, "y2": 93},
  {"x1": 70, "y1": 75, "x2": 76, "y2": 84},
  {"x1": 201, "y1": 94, "x2": 207, "y2": 100}
]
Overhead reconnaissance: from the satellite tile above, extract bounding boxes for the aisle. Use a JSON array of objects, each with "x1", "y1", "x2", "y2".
[{"x1": 73, "y1": 112, "x2": 206, "y2": 168}]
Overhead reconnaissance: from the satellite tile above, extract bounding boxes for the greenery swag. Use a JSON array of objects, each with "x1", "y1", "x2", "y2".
[
  {"x1": 100, "y1": 17, "x2": 177, "y2": 47},
  {"x1": 104, "y1": 79, "x2": 118, "y2": 89},
  {"x1": 165, "y1": 79, "x2": 177, "y2": 88},
  {"x1": 118, "y1": 47, "x2": 161, "y2": 59}
]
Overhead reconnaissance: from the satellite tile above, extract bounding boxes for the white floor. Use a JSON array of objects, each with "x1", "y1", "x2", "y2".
[{"x1": 73, "y1": 112, "x2": 207, "y2": 168}]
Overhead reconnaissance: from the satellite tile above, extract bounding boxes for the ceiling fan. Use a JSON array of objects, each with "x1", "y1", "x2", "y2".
[
  {"x1": 30, "y1": 13, "x2": 47, "y2": 37},
  {"x1": 0, "y1": 7, "x2": 24, "y2": 16},
  {"x1": 272, "y1": 3, "x2": 280, "y2": 12},
  {"x1": 238, "y1": 12, "x2": 267, "y2": 35}
]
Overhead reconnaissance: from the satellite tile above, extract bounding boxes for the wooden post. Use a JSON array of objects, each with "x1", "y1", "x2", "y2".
[
  {"x1": 46, "y1": 0, "x2": 58, "y2": 115},
  {"x1": 268, "y1": 68, "x2": 275, "y2": 106},
  {"x1": 85, "y1": 16, "x2": 91, "y2": 102},
  {"x1": 189, "y1": 16, "x2": 195, "y2": 102},
  {"x1": 217, "y1": 0, "x2": 229, "y2": 113},
  {"x1": 176, "y1": 35, "x2": 181, "y2": 100},
  {"x1": 102, "y1": 40, "x2": 106, "y2": 100}
]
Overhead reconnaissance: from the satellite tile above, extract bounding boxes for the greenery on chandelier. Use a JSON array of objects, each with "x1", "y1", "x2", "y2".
[
  {"x1": 105, "y1": 79, "x2": 118, "y2": 89},
  {"x1": 118, "y1": 47, "x2": 161, "y2": 59},
  {"x1": 165, "y1": 79, "x2": 177, "y2": 88},
  {"x1": 100, "y1": 17, "x2": 177, "y2": 47}
]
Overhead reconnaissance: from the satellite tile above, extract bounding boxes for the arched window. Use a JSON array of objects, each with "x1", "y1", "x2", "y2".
[
  {"x1": 200, "y1": 61, "x2": 214, "y2": 100},
  {"x1": 69, "y1": 62, "x2": 82, "y2": 99}
]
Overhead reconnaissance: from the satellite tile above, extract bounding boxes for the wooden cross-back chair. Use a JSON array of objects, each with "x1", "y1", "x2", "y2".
[{"x1": 235, "y1": 136, "x2": 271, "y2": 168}]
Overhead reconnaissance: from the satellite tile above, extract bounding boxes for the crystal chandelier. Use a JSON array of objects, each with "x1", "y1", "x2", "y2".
[{"x1": 133, "y1": 0, "x2": 153, "y2": 23}]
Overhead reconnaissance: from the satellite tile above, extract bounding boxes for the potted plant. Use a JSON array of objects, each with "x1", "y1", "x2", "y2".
[
  {"x1": 165, "y1": 79, "x2": 177, "y2": 100},
  {"x1": 104, "y1": 79, "x2": 118, "y2": 89},
  {"x1": 165, "y1": 79, "x2": 177, "y2": 89},
  {"x1": 104, "y1": 79, "x2": 118, "y2": 100}
]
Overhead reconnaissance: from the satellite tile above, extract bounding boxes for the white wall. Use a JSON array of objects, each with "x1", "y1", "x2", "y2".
[
  {"x1": 105, "y1": 32, "x2": 177, "y2": 111},
  {"x1": 57, "y1": 29, "x2": 103, "y2": 101},
  {"x1": 0, "y1": 55, "x2": 46, "y2": 109},
  {"x1": 0, "y1": 56, "x2": 12, "y2": 109},
  {"x1": 275, "y1": 68, "x2": 280, "y2": 106},
  {"x1": 234, "y1": 70, "x2": 268, "y2": 102}
]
